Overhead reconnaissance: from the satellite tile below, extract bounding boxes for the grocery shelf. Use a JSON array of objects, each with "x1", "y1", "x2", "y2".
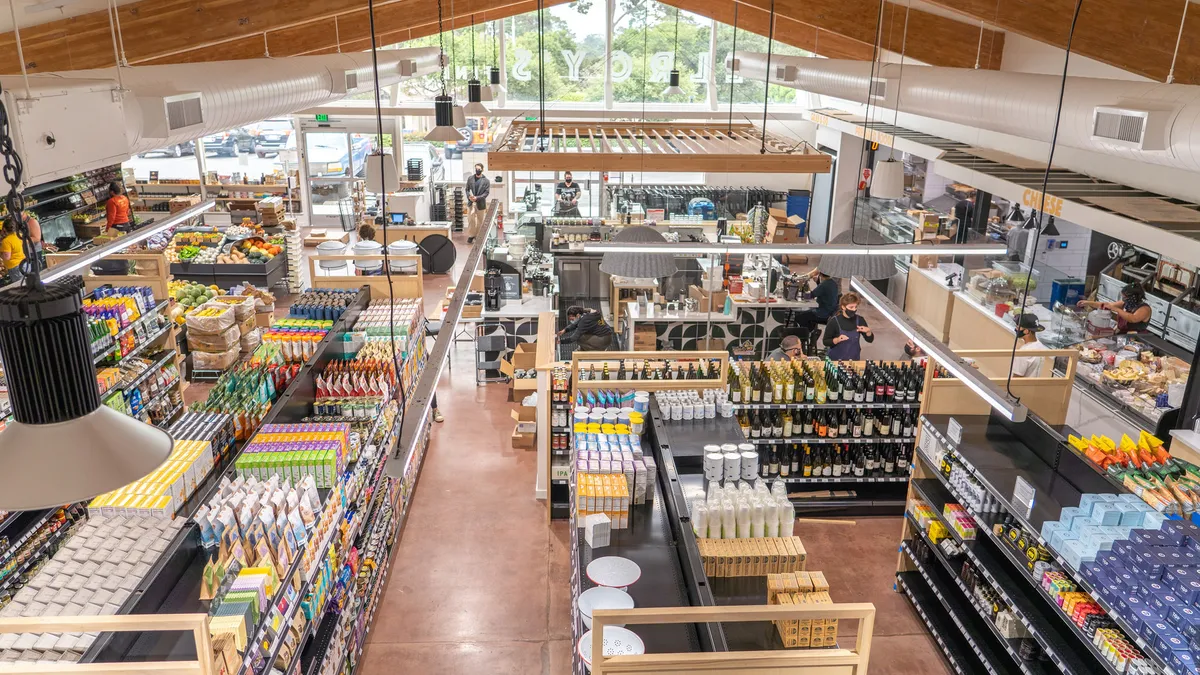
[
  {"x1": 92, "y1": 342, "x2": 118, "y2": 364},
  {"x1": 0, "y1": 509, "x2": 54, "y2": 563},
  {"x1": 155, "y1": 401, "x2": 185, "y2": 429},
  {"x1": 0, "y1": 517, "x2": 78, "y2": 597},
  {"x1": 899, "y1": 542, "x2": 1021, "y2": 675},
  {"x1": 122, "y1": 349, "x2": 177, "y2": 392},
  {"x1": 740, "y1": 436, "x2": 916, "y2": 445},
  {"x1": 113, "y1": 300, "x2": 171, "y2": 341},
  {"x1": 897, "y1": 571, "x2": 986, "y2": 675},
  {"x1": 112, "y1": 323, "x2": 173, "y2": 364},
  {"x1": 780, "y1": 474, "x2": 909, "y2": 484},
  {"x1": 733, "y1": 401, "x2": 921, "y2": 410}
]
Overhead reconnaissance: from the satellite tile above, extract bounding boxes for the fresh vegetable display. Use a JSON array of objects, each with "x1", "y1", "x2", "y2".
[
  {"x1": 1068, "y1": 430, "x2": 1200, "y2": 516},
  {"x1": 172, "y1": 282, "x2": 225, "y2": 310}
]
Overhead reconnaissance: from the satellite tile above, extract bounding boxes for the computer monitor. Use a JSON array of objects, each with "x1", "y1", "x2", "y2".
[{"x1": 389, "y1": 212, "x2": 407, "y2": 225}]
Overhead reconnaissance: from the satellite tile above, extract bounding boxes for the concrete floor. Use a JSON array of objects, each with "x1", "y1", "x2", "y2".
[{"x1": 190, "y1": 233, "x2": 950, "y2": 674}]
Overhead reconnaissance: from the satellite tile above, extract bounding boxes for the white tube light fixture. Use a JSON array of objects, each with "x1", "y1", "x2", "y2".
[
  {"x1": 850, "y1": 276, "x2": 1028, "y2": 423},
  {"x1": 580, "y1": 242, "x2": 1007, "y2": 256},
  {"x1": 39, "y1": 200, "x2": 216, "y2": 285}
]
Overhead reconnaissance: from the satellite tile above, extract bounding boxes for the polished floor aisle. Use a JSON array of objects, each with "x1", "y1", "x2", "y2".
[{"x1": 341, "y1": 238, "x2": 949, "y2": 675}]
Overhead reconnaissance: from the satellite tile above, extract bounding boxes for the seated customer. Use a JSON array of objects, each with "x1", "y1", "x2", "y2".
[
  {"x1": 558, "y1": 306, "x2": 613, "y2": 351},
  {"x1": 767, "y1": 335, "x2": 805, "y2": 361}
]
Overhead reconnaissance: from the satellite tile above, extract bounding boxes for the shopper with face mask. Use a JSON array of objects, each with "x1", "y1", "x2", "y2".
[
  {"x1": 1077, "y1": 285, "x2": 1152, "y2": 334},
  {"x1": 555, "y1": 171, "x2": 581, "y2": 216},
  {"x1": 822, "y1": 293, "x2": 873, "y2": 360},
  {"x1": 1011, "y1": 313, "x2": 1049, "y2": 377},
  {"x1": 465, "y1": 163, "x2": 490, "y2": 243}
]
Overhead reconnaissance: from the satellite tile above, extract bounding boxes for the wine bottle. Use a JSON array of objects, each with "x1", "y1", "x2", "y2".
[
  {"x1": 864, "y1": 372, "x2": 875, "y2": 403},
  {"x1": 803, "y1": 410, "x2": 814, "y2": 436},
  {"x1": 772, "y1": 411, "x2": 783, "y2": 439},
  {"x1": 892, "y1": 412, "x2": 902, "y2": 437},
  {"x1": 838, "y1": 410, "x2": 849, "y2": 437},
  {"x1": 738, "y1": 411, "x2": 750, "y2": 437},
  {"x1": 802, "y1": 445, "x2": 813, "y2": 477},
  {"x1": 903, "y1": 410, "x2": 915, "y2": 438},
  {"x1": 751, "y1": 369, "x2": 762, "y2": 402},
  {"x1": 884, "y1": 446, "x2": 896, "y2": 474},
  {"x1": 785, "y1": 367, "x2": 796, "y2": 402},
  {"x1": 831, "y1": 446, "x2": 842, "y2": 477},
  {"x1": 790, "y1": 443, "x2": 801, "y2": 475},
  {"x1": 805, "y1": 373, "x2": 815, "y2": 402},
  {"x1": 863, "y1": 412, "x2": 874, "y2": 437},
  {"x1": 773, "y1": 367, "x2": 784, "y2": 403},
  {"x1": 854, "y1": 446, "x2": 866, "y2": 477},
  {"x1": 760, "y1": 452, "x2": 770, "y2": 479},
  {"x1": 816, "y1": 411, "x2": 828, "y2": 438},
  {"x1": 842, "y1": 444, "x2": 852, "y2": 476},
  {"x1": 780, "y1": 445, "x2": 791, "y2": 477},
  {"x1": 782, "y1": 410, "x2": 793, "y2": 438},
  {"x1": 729, "y1": 365, "x2": 740, "y2": 402},
  {"x1": 769, "y1": 447, "x2": 780, "y2": 476}
]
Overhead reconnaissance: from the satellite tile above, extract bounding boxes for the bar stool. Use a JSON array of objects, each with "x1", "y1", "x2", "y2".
[{"x1": 426, "y1": 319, "x2": 448, "y2": 371}]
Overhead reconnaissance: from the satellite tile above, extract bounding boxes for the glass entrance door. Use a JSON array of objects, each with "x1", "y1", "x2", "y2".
[{"x1": 305, "y1": 132, "x2": 360, "y2": 229}]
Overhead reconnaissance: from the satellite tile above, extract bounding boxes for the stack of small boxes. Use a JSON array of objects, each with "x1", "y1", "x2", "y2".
[
  {"x1": 1040, "y1": 492, "x2": 1176, "y2": 672},
  {"x1": 576, "y1": 474, "x2": 630, "y2": 530},
  {"x1": 574, "y1": 432, "x2": 654, "y2": 508},
  {"x1": 235, "y1": 423, "x2": 351, "y2": 488},
  {"x1": 88, "y1": 438, "x2": 216, "y2": 518},
  {"x1": 942, "y1": 503, "x2": 978, "y2": 540},
  {"x1": 209, "y1": 564, "x2": 283, "y2": 651},
  {"x1": 767, "y1": 571, "x2": 837, "y2": 648},
  {"x1": 698, "y1": 537, "x2": 808, "y2": 577},
  {"x1": 0, "y1": 517, "x2": 182, "y2": 665}
]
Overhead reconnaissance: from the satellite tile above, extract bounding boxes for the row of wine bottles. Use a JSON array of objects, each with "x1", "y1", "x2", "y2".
[
  {"x1": 577, "y1": 358, "x2": 722, "y2": 381},
  {"x1": 738, "y1": 407, "x2": 919, "y2": 440},
  {"x1": 758, "y1": 442, "x2": 910, "y2": 479},
  {"x1": 728, "y1": 359, "x2": 925, "y2": 405}
]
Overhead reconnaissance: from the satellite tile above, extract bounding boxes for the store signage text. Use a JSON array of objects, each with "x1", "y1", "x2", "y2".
[
  {"x1": 483, "y1": 50, "x2": 723, "y2": 84},
  {"x1": 1022, "y1": 188, "x2": 1063, "y2": 217}
]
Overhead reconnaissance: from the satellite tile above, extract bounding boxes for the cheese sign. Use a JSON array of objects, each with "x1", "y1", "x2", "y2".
[
  {"x1": 810, "y1": 112, "x2": 833, "y2": 126},
  {"x1": 1022, "y1": 188, "x2": 1064, "y2": 217}
]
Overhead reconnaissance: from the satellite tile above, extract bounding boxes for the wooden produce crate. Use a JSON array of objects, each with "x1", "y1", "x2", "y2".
[
  {"x1": 256, "y1": 197, "x2": 287, "y2": 226},
  {"x1": 46, "y1": 249, "x2": 173, "y2": 300},
  {"x1": 169, "y1": 194, "x2": 202, "y2": 213}
]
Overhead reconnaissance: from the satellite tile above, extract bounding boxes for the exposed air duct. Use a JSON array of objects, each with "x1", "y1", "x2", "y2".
[
  {"x1": 730, "y1": 53, "x2": 1200, "y2": 174},
  {"x1": 0, "y1": 48, "x2": 440, "y2": 185}
]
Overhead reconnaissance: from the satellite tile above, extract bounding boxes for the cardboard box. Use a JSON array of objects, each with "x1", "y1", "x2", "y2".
[
  {"x1": 501, "y1": 342, "x2": 539, "y2": 396},
  {"x1": 633, "y1": 325, "x2": 657, "y2": 351},
  {"x1": 255, "y1": 311, "x2": 274, "y2": 329},
  {"x1": 688, "y1": 285, "x2": 728, "y2": 313},
  {"x1": 511, "y1": 405, "x2": 537, "y2": 435},
  {"x1": 302, "y1": 229, "x2": 350, "y2": 247},
  {"x1": 914, "y1": 235, "x2": 952, "y2": 269},
  {"x1": 511, "y1": 428, "x2": 535, "y2": 450}
]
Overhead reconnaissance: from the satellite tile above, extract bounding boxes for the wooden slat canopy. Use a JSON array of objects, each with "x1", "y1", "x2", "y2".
[{"x1": 488, "y1": 120, "x2": 832, "y2": 174}]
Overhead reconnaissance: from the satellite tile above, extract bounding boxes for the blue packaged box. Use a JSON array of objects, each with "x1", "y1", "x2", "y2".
[
  {"x1": 1168, "y1": 604, "x2": 1200, "y2": 631},
  {"x1": 1142, "y1": 617, "x2": 1171, "y2": 645},
  {"x1": 1041, "y1": 521, "x2": 1065, "y2": 545},
  {"x1": 1131, "y1": 529, "x2": 1157, "y2": 545},
  {"x1": 1132, "y1": 606, "x2": 1158, "y2": 633},
  {"x1": 1118, "y1": 570, "x2": 1139, "y2": 590},
  {"x1": 1144, "y1": 510, "x2": 1168, "y2": 530},
  {"x1": 1120, "y1": 509, "x2": 1146, "y2": 528},
  {"x1": 1142, "y1": 580, "x2": 1170, "y2": 597},
  {"x1": 1157, "y1": 629, "x2": 1189, "y2": 655},
  {"x1": 1150, "y1": 591, "x2": 1183, "y2": 615},
  {"x1": 1093, "y1": 502, "x2": 1125, "y2": 526},
  {"x1": 1059, "y1": 506, "x2": 1083, "y2": 529},
  {"x1": 1078, "y1": 494, "x2": 1106, "y2": 518},
  {"x1": 1072, "y1": 517, "x2": 1100, "y2": 534},
  {"x1": 1170, "y1": 651, "x2": 1199, "y2": 675},
  {"x1": 1052, "y1": 530, "x2": 1080, "y2": 553}
]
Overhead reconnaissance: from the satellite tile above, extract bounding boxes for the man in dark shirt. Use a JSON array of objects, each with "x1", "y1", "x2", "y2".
[
  {"x1": 558, "y1": 305, "x2": 613, "y2": 351},
  {"x1": 555, "y1": 171, "x2": 582, "y2": 216},
  {"x1": 792, "y1": 270, "x2": 839, "y2": 353},
  {"x1": 465, "y1": 163, "x2": 490, "y2": 243},
  {"x1": 953, "y1": 193, "x2": 975, "y2": 232}
]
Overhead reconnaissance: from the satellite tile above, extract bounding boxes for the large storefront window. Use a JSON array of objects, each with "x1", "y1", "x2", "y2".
[
  {"x1": 612, "y1": 2, "x2": 713, "y2": 105},
  {"x1": 714, "y1": 23, "x2": 807, "y2": 105}
]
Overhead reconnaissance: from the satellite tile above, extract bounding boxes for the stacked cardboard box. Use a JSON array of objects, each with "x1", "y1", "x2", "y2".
[
  {"x1": 256, "y1": 197, "x2": 287, "y2": 226},
  {"x1": 767, "y1": 571, "x2": 837, "y2": 648},
  {"x1": 697, "y1": 537, "x2": 808, "y2": 577}
]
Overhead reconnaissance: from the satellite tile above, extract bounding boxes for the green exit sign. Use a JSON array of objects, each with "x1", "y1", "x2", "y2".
[
  {"x1": 524, "y1": 116, "x2": 538, "y2": 121},
  {"x1": 314, "y1": 114, "x2": 329, "y2": 122}
]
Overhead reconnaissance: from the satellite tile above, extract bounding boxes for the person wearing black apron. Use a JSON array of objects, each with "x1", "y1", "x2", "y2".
[
  {"x1": 822, "y1": 292, "x2": 874, "y2": 360},
  {"x1": 1077, "y1": 285, "x2": 1152, "y2": 334}
]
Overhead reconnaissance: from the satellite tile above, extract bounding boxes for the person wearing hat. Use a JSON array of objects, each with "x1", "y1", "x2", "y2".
[
  {"x1": 1011, "y1": 313, "x2": 1049, "y2": 378},
  {"x1": 1077, "y1": 285, "x2": 1152, "y2": 334}
]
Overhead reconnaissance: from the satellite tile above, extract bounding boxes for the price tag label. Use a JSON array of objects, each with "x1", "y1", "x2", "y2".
[
  {"x1": 947, "y1": 417, "x2": 963, "y2": 444},
  {"x1": 1013, "y1": 476, "x2": 1035, "y2": 519},
  {"x1": 918, "y1": 430, "x2": 937, "y2": 461}
]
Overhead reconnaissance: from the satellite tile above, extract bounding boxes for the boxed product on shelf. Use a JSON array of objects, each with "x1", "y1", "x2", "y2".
[
  {"x1": 701, "y1": 538, "x2": 809, "y2": 577},
  {"x1": 234, "y1": 423, "x2": 351, "y2": 487},
  {"x1": 1066, "y1": 429, "x2": 1200, "y2": 517},
  {"x1": 287, "y1": 289, "x2": 360, "y2": 321},
  {"x1": 767, "y1": 571, "x2": 837, "y2": 648},
  {"x1": 575, "y1": 474, "x2": 630, "y2": 529},
  {"x1": 87, "y1": 439, "x2": 216, "y2": 517},
  {"x1": 262, "y1": 319, "x2": 331, "y2": 363}
]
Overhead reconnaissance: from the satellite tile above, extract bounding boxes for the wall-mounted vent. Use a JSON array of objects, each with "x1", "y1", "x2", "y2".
[
  {"x1": 165, "y1": 96, "x2": 203, "y2": 131},
  {"x1": 345, "y1": 71, "x2": 359, "y2": 91},
  {"x1": 400, "y1": 60, "x2": 418, "y2": 76},
  {"x1": 1091, "y1": 105, "x2": 1172, "y2": 151},
  {"x1": 869, "y1": 78, "x2": 887, "y2": 100},
  {"x1": 774, "y1": 64, "x2": 797, "y2": 82},
  {"x1": 138, "y1": 92, "x2": 204, "y2": 140},
  {"x1": 727, "y1": 57, "x2": 741, "y2": 73}
]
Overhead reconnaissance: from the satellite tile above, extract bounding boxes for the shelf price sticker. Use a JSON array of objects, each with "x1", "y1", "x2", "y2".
[
  {"x1": 1013, "y1": 476, "x2": 1035, "y2": 519},
  {"x1": 946, "y1": 417, "x2": 963, "y2": 445}
]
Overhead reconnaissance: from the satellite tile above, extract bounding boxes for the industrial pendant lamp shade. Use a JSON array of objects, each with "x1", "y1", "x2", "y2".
[
  {"x1": 0, "y1": 277, "x2": 172, "y2": 510},
  {"x1": 662, "y1": 70, "x2": 684, "y2": 96},
  {"x1": 464, "y1": 79, "x2": 490, "y2": 115},
  {"x1": 366, "y1": 152, "x2": 400, "y2": 194},
  {"x1": 479, "y1": 79, "x2": 494, "y2": 102},
  {"x1": 425, "y1": 95, "x2": 464, "y2": 142},
  {"x1": 872, "y1": 158, "x2": 905, "y2": 200},
  {"x1": 1041, "y1": 215, "x2": 1060, "y2": 237},
  {"x1": 489, "y1": 66, "x2": 504, "y2": 95},
  {"x1": 599, "y1": 226, "x2": 678, "y2": 279},
  {"x1": 452, "y1": 102, "x2": 467, "y2": 127},
  {"x1": 816, "y1": 230, "x2": 899, "y2": 280}
]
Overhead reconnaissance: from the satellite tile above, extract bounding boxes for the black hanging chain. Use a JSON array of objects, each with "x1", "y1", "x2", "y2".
[
  {"x1": 436, "y1": 0, "x2": 447, "y2": 94},
  {"x1": 672, "y1": 9, "x2": 680, "y2": 70},
  {"x1": 0, "y1": 86, "x2": 40, "y2": 290}
]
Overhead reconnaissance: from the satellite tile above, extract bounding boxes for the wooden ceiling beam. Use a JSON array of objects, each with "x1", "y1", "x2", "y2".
[
  {"x1": 0, "y1": 0, "x2": 552, "y2": 73},
  {"x1": 917, "y1": 0, "x2": 1199, "y2": 84},
  {"x1": 663, "y1": 0, "x2": 1003, "y2": 69}
]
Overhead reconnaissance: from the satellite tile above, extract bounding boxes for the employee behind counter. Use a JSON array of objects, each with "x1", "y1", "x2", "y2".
[
  {"x1": 558, "y1": 305, "x2": 613, "y2": 351},
  {"x1": 555, "y1": 172, "x2": 582, "y2": 217}
]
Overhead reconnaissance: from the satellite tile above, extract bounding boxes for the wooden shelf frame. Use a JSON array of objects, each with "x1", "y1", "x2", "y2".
[
  {"x1": 570, "y1": 350, "x2": 728, "y2": 391},
  {"x1": 489, "y1": 121, "x2": 833, "y2": 174}
]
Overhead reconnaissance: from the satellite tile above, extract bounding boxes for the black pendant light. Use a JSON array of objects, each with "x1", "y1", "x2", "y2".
[
  {"x1": 0, "y1": 100, "x2": 172, "y2": 509},
  {"x1": 464, "y1": 18, "x2": 490, "y2": 114},
  {"x1": 425, "y1": 0, "x2": 463, "y2": 142},
  {"x1": 489, "y1": 20, "x2": 504, "y2": 97},
  {"x1": 662, "y1": 8, "x2": 684, "y2": 96}
]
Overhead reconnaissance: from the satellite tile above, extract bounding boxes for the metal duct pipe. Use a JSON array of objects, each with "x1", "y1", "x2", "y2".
[
  {"x1": 731, "y1": 52, "x2": 1200, "y2": 174},
  {"x1": 2, "y1": 48, "x2": 440, "y2": 157}
]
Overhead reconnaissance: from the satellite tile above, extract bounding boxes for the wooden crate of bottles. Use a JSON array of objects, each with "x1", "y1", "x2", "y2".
[{"x1": 729, "y1": 359, "x2": 927, "y2": 482}]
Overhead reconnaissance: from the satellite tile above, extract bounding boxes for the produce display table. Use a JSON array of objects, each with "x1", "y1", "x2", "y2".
[{"x1": 171, "y1": 254, "x2": 286, "y2": 290}]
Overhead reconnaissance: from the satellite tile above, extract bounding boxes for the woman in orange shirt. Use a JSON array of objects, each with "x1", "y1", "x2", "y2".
[{"x1": 105, "y1": 182, "x2": 132, "y2": 233}]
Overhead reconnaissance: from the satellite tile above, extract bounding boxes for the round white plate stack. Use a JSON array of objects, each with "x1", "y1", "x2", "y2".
[
  {"x1": 577, "y1": 626, "x2": 645, "y2": 672},
  {"x1": 586, "y1": 556, "x2": 641, "y2": 591},
  {"x1": 577, "y1": 586, "x2": 635, "y2": 629}
]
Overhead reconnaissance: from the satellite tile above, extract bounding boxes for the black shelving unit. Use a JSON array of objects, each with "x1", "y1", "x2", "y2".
[
  {"x1": 897, "y1": 571, "x2": 984, "y2": 675},
  {"x1": 909, "y1": 412, "x2": 1174, "y2": 675}
]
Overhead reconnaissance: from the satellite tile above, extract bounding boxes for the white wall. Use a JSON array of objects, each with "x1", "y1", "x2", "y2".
[
  {"x1": 1000, "y1": 34, "x2": 1151, "y2": 82},
  {"x1": 1027, "y1": 216, "x2": 1092, "y2": 281}
]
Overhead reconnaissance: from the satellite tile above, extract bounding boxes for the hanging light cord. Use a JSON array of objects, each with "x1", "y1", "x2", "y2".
[
  {"x1": 847, "y1": 0, "x2": 888, "y2": 246},
  {"x1": 436, "y1": 0, "x2": 447, "y2": 94},
  {"x1": 759, "y1": 0, "x2": 775, "y2": 154},
  {"x1": 470, "y1": 17, "x2": 476, "y2": 76},
  {"x1": 671, "y1": 8, "x2": 680, "y2": 71},
  {"x1": 0, "y1": 89, "x2": 38, "y2": 290},
  {"x1": 367, "y1": 0, "x2": 405, "y2": 416},
  {"x1": 1003, "y1": 0, "x2": 1085, "y2": 401},
  {"x1": 727, "y1": 3, "x2": 738, "y2": 136},
  {"x1": 537, "y1": 0, "x2": 546, "y2": 145},
  {"x1": 888, "y1": 1, "x2": 910, "y2": 162},
  {"x1": 1168, "y1": 0, "x2": 1190, "y2": 83}
]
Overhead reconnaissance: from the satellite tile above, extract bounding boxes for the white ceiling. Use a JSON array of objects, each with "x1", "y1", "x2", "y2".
[{"x1": 0, "y1": 0, "x2": 140, "y2": 34}]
